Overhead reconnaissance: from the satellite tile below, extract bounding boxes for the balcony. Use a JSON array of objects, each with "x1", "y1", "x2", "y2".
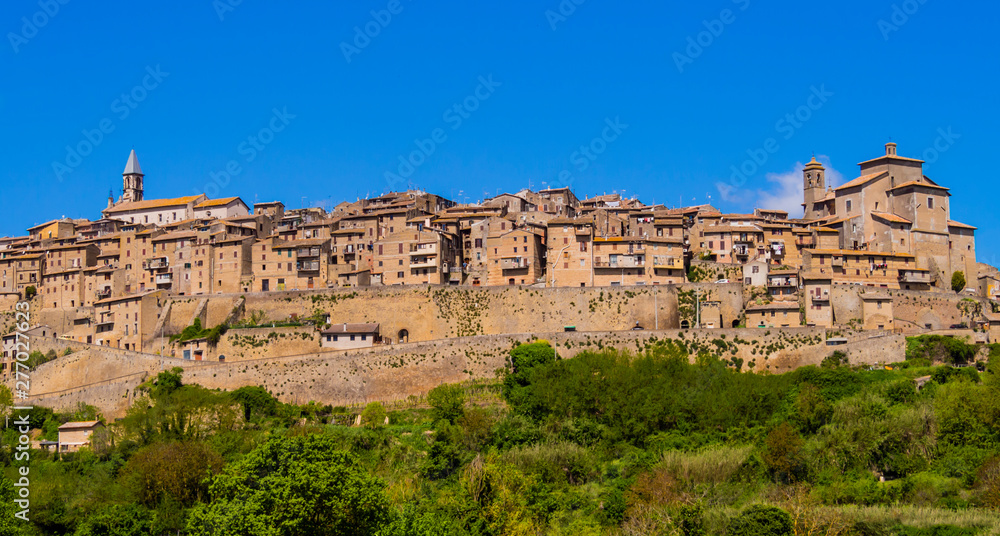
[
  {"x1": 501, "y1": 257, "x2": 529, "y2": 270},
  {"x1": 898, "y1": 270, "x2": 931, "y2": 284},
  {"x1": 155, "y1": 273, "x2": 173, "y2": 285},
  {"x1": 410, "y1": 258, "x2": 437, "y2": 269},
  {"x1": 95, "y1": 288, "x2": 112, "y2": 300},
  {"x1": 734, "y1": 236, "x2": 755, "y2": 244},
  {"x1": 409, "y1": 244, "x2": 438, "y2": 256},
  {"x1": 594, "y1": 256, "x2": 644, "y2": 269},
  {"x1": 143, "y1": 257, "x2": 168, "y2": 270},
  {"x1": 297, "y1": 247, "x2": 321, "y2": 258},
  {"x1": 733, "y1": 246, "x2": 750, "y2": 256},
  {"x1": 831, "y1": 257, "x2": 844, "y2": 267},
  {"x1": 811, "y1": 290, "x2": 830, "y2": 302},
  {"x1": 768, "y1": 278, "x2": 798, "y2": 288},
  {"x1": 653, "y1": 256, "x2": 681, "y2": 268},
  {"x1": 575, "y1": 227, "x2": 591, "y2": 236},
  {"x1": 297, "y1": 261, "x2": 320, "y2": 272}
]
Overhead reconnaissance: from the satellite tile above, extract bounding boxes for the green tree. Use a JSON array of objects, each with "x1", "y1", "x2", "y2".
[
  {"x1": 0, "y1": 476, "x2": 28, "y2": 536},
  {"x1": 726, "y1": 505, "x2": 794, "y2": 536},
  {"x1": 952, "y1": 271, "x2": 967, "y2": 292},
  {"x1": 73, "y1": 504, "x2": 159, "y2": 536},
  {"x1": 0, "y1": 386, "x2": 13, "y2": 421},
  {"x1": 502, "y1": 342, "x2": 556, "y2": 417},
  {"x1": 360, "y1": 401, "x2": 386, "y2": 429},
  {"x1": 678, "y1": 504, "x2": 706, "y2": 536},
  {"x1": 151, "y1": 368, "x2": 184, "y2": 398},
  {"x1": 427, "y1": 383, "x2": 466, "y2": 424},
  {"x1": 791, "y1": 384, "x2": 832, "y2": 434},
  {"x1": 121, "y1": 441, "x2": 224, "y2": 507},
  {"x1": 23, "y1": 286, "x2": 36, "y2": 300},
  {"x1": 186, "y1": 435, "x2": 391, "y2": 536},
  {"x1": 229, "y1": 386, "x2": 278, "y2": 421},
  {"x1": 763, "y1": 422, "x2": 804, "y2": 483}
]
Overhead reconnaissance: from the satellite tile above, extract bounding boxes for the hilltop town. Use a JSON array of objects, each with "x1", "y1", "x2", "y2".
[{"x1": 2, "y1": 141, "x2": 1000, "y2": 388}]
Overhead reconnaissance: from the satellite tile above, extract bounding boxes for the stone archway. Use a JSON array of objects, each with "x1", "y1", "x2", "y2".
[
  {"x1": 398, "y1": 329, "x2": 409, "y2": 343},
  {"x1": 680, "y1": 320, "x2": 690, "y2": 329}
]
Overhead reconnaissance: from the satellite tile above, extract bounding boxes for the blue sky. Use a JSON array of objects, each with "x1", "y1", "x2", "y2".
[{"x1": 2, "y1": 1, "x2": 998, "y2": 263}]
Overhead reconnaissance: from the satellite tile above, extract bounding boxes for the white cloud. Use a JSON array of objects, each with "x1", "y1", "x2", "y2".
[{"x1": 755, "y1": 155, "x2": 843, "y2": 218}]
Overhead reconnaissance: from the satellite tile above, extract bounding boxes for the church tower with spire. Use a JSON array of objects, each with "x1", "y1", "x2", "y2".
[{"x1": 121, "y1": 149, "x2": 144, "y2": 204}]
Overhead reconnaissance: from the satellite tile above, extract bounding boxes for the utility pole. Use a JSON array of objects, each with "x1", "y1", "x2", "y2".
[
  {"x1": 654, "y1": 286, "x2": 658, "y2": 330},
  {"x1": 695, "y1": 288, "x2": 701, "y2": 328}
]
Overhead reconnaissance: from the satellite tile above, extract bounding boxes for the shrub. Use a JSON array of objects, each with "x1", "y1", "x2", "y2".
[
  {"x1": 121, "y1": 441, "x2": 224, "y2": 507},
  {"x1": 822, "y1": 351, "x2": 849, "y2": 369},
  {"x1": 24, "y1": 285, "x2": 36, "y2": 300},
  {"x1": 360, "y1": 402, "x2": 386, "y2": 430},
  {"x1": 951, "y1": 271, "x2": 966, "y2": 292},
  {"x1": 975, "y1": 455, "x2": 1000, "y2": 509},
  {"x1": 727, "y1": 504, "x2": 794, "y2": 536},
  {"x1": 764, "y1": 423, "x2": 805, "y2": 483},
  {"x1": 229, "y1": 386, "x2": 278, "y2": 421},
  {"x1": 427, "y1": 383, "x2": 465, "y2": 424}
]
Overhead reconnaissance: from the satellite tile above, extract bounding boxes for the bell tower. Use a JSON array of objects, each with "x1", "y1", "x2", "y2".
[
  {"x1": 802, "y1": 155, "x2": 825, "y2": 219},
  {"x1": 122, "y1": 149, "x2": 144, "y2": 204}
]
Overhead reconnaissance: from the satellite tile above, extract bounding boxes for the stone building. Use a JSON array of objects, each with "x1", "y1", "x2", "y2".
[
  {"x1": 320, "y1": 323, "x2": 381, "y2": 349},
  {"x1": 746, "y1": 302, "x2": 802, "y2": 328},
  {"x1": 485, "y1": 227, "x2": 545, "y2": 286},
  {"x1": 802, "y1": 143, "x2": 977, "y2": 289},
  {"x1": 57, "y1": 421, "x2": 105, "y2": 453},
  {"x1": 546, "y1": 218, "x2": 594, "y2": 287},
  {"x1": 860, "y1": 291, "x2": 894, "y2": 330}
]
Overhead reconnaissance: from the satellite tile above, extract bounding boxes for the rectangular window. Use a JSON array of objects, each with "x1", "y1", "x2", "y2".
[{"x1": 927, "y1": 197, "x2": 934, "y2": 209}]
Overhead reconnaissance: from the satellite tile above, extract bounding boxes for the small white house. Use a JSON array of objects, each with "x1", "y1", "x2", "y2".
[{"x1": 320, "y1": 323, "x2": 380, "y2": 350}]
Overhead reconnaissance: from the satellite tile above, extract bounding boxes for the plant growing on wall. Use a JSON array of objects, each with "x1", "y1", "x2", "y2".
[{"x1": 952, "y1": 271, "x2": 966, "y2": 292}]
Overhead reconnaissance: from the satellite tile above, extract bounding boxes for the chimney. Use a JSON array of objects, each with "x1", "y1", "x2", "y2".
[{"x1": 885, "y1": 142, "x2": 897, "y2": 156}]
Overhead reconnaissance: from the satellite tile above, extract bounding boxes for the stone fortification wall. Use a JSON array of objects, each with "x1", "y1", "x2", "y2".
[{"x1": 18, "y1": 327, "x2": 902, "y2": 419}]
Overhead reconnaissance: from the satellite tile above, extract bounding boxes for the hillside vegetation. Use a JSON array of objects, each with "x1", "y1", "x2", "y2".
[{"x1": 1, "y1": 338, "x2": 1000, "y2": 535}]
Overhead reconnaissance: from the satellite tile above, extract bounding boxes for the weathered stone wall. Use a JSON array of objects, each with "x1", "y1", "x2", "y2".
[
  {"x1": 18, "y1": 327, "x2": 903, "y2": 419},
  {"x1": 164, "y1": 297, "x2": 204, "y2": 333},
  {"x1": 166, "y1": 286, "x2": 689, "y2": 343},
  {"x1": 887, "y1": 288, "x2": 986, "y2": 331},
  {"x1": 208, "y1": 325, "x2": 317, "y2": 361},
  {"x1": 831, "y1": 285, "x2": 865, "y2": 326},
  {"x1": 687, "y1": 260, "x2": 744, "y2": 283}
]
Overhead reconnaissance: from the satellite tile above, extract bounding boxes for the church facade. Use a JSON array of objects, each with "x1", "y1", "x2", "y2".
[{"x1": 802, "y1": 143, "x2": 976, "y2": 289}]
